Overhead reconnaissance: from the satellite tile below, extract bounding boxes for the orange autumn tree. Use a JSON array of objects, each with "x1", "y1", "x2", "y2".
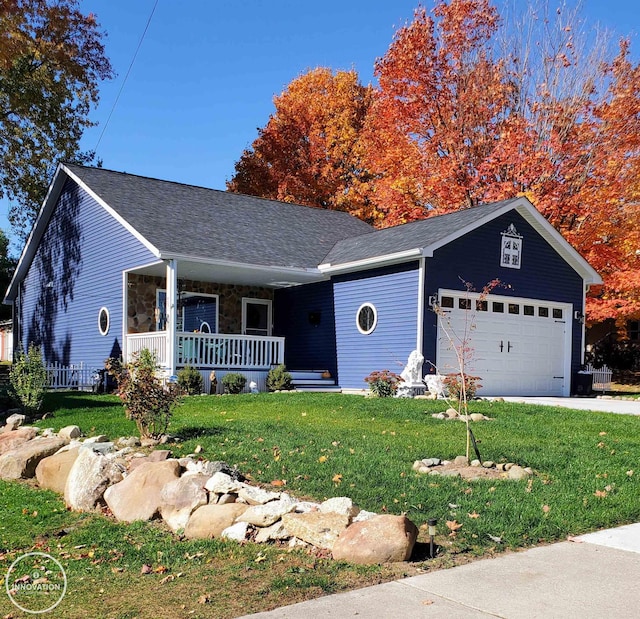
[
  {"x1": 563, "y1": 42, "x2": 640, "y2": 327},
  {"x1": 227, "y1": 68, "x2": 376, "y2": 223},
  {"x1": 363, "y1": 0, "x2": 537, "y2": 226}
]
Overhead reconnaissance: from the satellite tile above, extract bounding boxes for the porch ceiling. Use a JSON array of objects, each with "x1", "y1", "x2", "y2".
[{"x1": 126, "y1": 258, "x2": 326, "y2": 288}]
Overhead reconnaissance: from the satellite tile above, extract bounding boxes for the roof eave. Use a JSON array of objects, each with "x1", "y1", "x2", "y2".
[{"x1": 318, "y1": 248, "x2": 423, "y2": 275}]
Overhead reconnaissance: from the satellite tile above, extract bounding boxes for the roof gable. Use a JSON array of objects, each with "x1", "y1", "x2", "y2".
[{"x1": 320, "y1": 197, "x2": 602, "y2": 285}]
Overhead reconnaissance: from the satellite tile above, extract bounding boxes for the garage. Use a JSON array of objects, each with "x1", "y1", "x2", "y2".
[{"x1": 436, "y1": 289, "x2": 573, "y2": 396}]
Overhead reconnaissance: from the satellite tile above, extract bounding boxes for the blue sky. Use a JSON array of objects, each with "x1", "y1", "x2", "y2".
[{"x1": 2, "y1": 0, "x2": 640, "y2": 251}]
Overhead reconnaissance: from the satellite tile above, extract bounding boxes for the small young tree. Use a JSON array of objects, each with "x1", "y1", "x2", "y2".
[
  {"x1": 106, "y1": 349, "x2": 180, "y2": 439},
  {"x1": 10, "y1": 343, "x2": 48, "y2": 415},
  {"x1": 432, "y1": 279, "x2": 502, "y2": 461}
]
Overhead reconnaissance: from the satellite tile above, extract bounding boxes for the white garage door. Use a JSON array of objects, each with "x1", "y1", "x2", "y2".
[{"x1": 436, "y1": 290, "x2": 572, "y2": 396}]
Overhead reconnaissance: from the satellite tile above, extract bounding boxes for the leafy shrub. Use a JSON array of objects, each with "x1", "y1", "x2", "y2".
[
  {"x1": 364, "y1": 369, "x2": 403, "y2": 397},
  {"x1": 443, "y1": 373, "x2": 482, "y2": 401},
  {"x1": 177, "y1": 365, "x2": 204, "y2": 395},
  {"x1": 266, "y1": 364, "x2": 293, "y2": 391},
  {"x1": 105, "y1": 349, "x2": 181, "y2": 438},
  {"x1": 10, "y1": 343, "x2": 48, "y2": 415},
  {"x1": 222, "y1": 372, "x2": 247, "y2": 395}
]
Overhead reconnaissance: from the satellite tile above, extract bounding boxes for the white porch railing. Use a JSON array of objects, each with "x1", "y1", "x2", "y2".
[
  {"x1": 126, "y1": 332, "x2": 284, "y2": 370},
  {"x1": 127, "y1": 332, "x2": 168, "y2": 367},
  {"x1": 584, "y1": 363, "x2": 613, "y2": 392}
]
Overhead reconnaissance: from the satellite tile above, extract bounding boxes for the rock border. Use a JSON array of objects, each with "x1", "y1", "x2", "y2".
[{"x1": 0, "y1": 419, "x2": 418, "y2": 565}]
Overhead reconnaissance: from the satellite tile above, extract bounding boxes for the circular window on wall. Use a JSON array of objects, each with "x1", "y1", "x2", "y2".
[
  {"x1": 356, "y1": 302, "x2": 377, "y2": 335},
  {"x1": 98, "y1": 307, "x2": 110, "y2": 336}
]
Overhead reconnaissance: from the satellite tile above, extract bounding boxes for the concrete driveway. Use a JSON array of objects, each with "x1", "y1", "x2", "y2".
[{"x1": 498, "y1": 396, "x2": 640, "y2": 416}]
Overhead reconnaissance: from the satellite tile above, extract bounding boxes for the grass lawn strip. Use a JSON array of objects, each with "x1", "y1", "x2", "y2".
[{"x1": 0, "y1": 391, "x2": 638, "y2": 618}]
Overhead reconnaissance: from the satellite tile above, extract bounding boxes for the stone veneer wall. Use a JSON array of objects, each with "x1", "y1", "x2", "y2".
[{"x1": 127, "y1": 274, "x2": 274, "y2": 334}]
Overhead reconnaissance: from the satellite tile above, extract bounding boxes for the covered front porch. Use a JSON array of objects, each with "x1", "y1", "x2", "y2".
[{"x1": 121, "y1": 255, "x2": 323, "y2": 389}]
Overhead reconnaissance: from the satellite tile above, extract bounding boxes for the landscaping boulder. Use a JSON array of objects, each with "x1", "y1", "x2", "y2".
[
  {"x1": 237, "y1": 484, "x2": 281, "y2": 505},
  {"x1": 35, "y1": 446, "x2": 80, "y2": 493},
  {"x1": 159, "y1": 473, "x2": 209, "y2": 532},
  {"x1": 0, "y1": 437, "x2": 67, "y2": 480},
  {"x1": 319, "y1": 497, "x2": 360, "y2": 519},
  {"x1": 104, "y1": 460, "x2": 181, "y2": 522},
  {"x1": 508, "y1": 465, "x2": 531, "y2": 480},
  {"x1": 4, "y1": 413, "x2": 26, "y2": 432},
  {"x1": 280, "y1": 512, "x2": 350, "y2": 550},
  {"x1": 0, "y1": 427, "x2": 37, "y2": 455},
  {"x1": 65, "y1": 446, "x2": 124, "y2": 511},
  {"x1": 332, "y1": 515, "x2": 419, "y2": 564},
  {"x1": 184, "y1": 503, "x2": 248, "y2": 539},
  {"x1": 237, "y1": 497, "x2": 296, "y2": 527},
  {"x1": 58, "y1": 425, "x2": 81, "y2": 441},
  {"x1": 204, "y1": 471, "x2": 244, "y2": 495},
  {"x1": 255, "y1": 521, "x2": 291, "y2": 543},
  {"x1": 221, "y1": 521, "x2": 250, "y2": 541}
]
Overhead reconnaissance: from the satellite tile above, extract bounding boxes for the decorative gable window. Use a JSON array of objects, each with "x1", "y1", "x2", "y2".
[{"x1": 500, "y1": 224, "x2": 523, "y2": 269}]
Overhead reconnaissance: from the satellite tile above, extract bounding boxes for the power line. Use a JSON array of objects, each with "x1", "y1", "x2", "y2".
[{"x1": 93, "y1": 0, "x2": 160, "y2": 154}]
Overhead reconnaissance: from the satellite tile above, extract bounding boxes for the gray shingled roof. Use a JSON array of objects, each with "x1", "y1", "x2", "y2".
[
  {"x1": 65, "y1": 164, "x2": 374, "y2": 268},
  {"x1": 322, "y1": 198, "x2": 522, "y2": 265}
]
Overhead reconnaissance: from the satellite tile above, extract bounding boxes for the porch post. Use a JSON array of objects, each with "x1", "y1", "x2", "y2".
[
  {"x1": 416, "y1": 257, "x2": 425, "y2": 355},
  {"x1": 122, "y1": 271, "x2": 128, "y2": 362},
  {"x1": 166, "y1": 259, "x2": 178, "y2": 375}
]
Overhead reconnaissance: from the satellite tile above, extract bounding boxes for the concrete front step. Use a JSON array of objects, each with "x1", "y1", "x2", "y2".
[{"x1": 289, "y1": 370, "x2": 340, "y2": 393}]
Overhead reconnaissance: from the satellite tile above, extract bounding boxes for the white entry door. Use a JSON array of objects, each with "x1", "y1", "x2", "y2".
[{"x1": 436, "y1": 290, "x2": 572, "y2": 396}]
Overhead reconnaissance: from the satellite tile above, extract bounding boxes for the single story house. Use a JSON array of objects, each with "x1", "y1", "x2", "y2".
[{"x1": 4, "y1": 164, "x2": 602, "y2": 396}]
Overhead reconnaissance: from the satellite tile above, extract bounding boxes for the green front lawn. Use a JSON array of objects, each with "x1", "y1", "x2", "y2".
[{"x1": 1, "y1": 392, "x2": 638, "y2": 618}]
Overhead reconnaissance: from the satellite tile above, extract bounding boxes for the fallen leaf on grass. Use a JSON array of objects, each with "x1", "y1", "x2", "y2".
[
  {"x1": 141, "y1": 564, "x2": 152, "y2": 575},
  {"x1": 198, "y1": 594, "x2": 211, "y2": 604},
  {"x1": 254, "y1": 553, "x2": 267, "y2": 563},
  {"x1": 488, "y1": 534, "x2": 502, "y2": 543},
  {"x1": 467, "y1": 512, "x2": 480, "y2": 519},
  {"x1": 627, "y1": 470, "x2": 634, "y2": 477},
  {"x1": 446, "y1": 520, "x2": 463, "y2": 535},
  {"x1": 318, "y1": 455, "x2": 328, "y2": 463},
  {"x1": 332, "y1": 474, "x2": 343, "y2": 485},
  {"x1": 271, "y1": 479, "x2": 286, "y2": 487},
  {"x1": 594, "y1": 490, "x2": 608, "y2": 498},
  {"x1": 599, "y1": 431, "x2": 607, "y2": 436},
  {"x1": 542, "y1": 505, "x2": 551, "y2": 513}
]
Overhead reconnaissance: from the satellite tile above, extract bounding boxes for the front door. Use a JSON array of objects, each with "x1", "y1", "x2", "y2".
[{"x1": 242, "y1": 298, "x2": 272, "y2": 336}]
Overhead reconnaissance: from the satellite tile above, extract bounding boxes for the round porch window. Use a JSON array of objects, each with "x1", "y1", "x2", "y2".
[
  {"x1": 356, "y1": 303, "x2": 377, "y2": 335},
  {"x1": 98, "y1": 307, "x2": 110, "y2": 336}
]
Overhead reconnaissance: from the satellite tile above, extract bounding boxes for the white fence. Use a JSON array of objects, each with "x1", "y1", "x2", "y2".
[
  {"x1": 46, "y1": 362, "x2": 97, "y2": 390},
  {"x1": 584, "y1": 363, "x2": 613, "y2": 392}
]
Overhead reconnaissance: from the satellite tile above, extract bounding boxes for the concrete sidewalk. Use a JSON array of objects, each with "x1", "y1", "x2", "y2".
[{"x1": 239, "y1": 523, "x2": 640, "y2": 619}]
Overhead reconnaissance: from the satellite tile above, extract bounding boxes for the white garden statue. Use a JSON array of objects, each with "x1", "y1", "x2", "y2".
[
  {"x1": 395, "y1": 350, "x2": 425, "y2": 398},
  {"x1": 424, "y1": 373, "x2": 446, "y2": 399}
]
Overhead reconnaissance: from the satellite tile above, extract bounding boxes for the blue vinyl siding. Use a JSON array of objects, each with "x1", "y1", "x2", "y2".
[
  {"x1": 18, "y1": 178, "x2": 156, "y2": 368},
  {"x1": 334, "y1": 262, "x2": 419, "y2": 389},
  {"x1": 274, "y1": 281, "x2": 337, "y2": 377},
  {"x1": 421, "y1": 211, "x2": 584, "y2": 382}
]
